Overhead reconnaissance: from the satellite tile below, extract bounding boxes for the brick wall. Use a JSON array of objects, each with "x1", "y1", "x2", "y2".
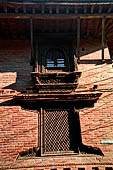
[
  {"x1": 0, "y1": 40, "x2": 32, "y2": 91},
  {"x1": 78, "y1": 45, "x2": 113, "y2": 154},
  {"x1": 0, "y1": 40, "x2": 38, "y2": 169},
  {"x1": 0, "y1": 39, "x2": 113, "y2": 170}
]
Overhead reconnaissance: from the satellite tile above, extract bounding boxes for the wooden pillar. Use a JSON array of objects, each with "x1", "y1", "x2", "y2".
[
  {"x1": 77, "y1": 17, "x2": 80, "y2": 63},
  {"x1": 35, "y1": 42, "x2": 39, "y2": 72},
  {"x1": 102, "y1": 16, "x2": 105, "y2": 63},
  {"x1": 30, "y1": 17, "x2": 34, "y2": 68}
]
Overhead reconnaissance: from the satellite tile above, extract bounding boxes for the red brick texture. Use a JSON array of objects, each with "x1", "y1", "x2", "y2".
[
  {"x1": 0, "y1": 40, "x2": 113, "y2": 170},
  {"x1": 0, "y1": 40, "x2": 38, "y2": 169}
]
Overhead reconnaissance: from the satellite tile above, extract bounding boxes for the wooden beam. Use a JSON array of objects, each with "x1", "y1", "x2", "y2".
[
  {"x1": 35, "y1": 41, "x2": 39, "y2": 72},
  {"x1": 40, "y1": 108, "x2": 43, "y2": 156},
  {"x1": 30, "y1": 17, "x2": 34, "y2": 68},
  {"x1": 102, "y1": 16, "x2": 105, "y2": 62},
  {"x1": 1, "y1": 13, "x2": 113, "y2": 19},
  {"x1": 77, "y1": 17, "x2": 80, "y2": 63}
]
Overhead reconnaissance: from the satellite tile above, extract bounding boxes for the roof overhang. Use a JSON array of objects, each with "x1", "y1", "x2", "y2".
[{"x1": 0, "y1": 0, "x2": 113, "y2": 6}]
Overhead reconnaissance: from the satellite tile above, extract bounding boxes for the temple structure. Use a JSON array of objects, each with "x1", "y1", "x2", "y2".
[{"x1": 0, "y1": 0, "x2": 113, "y2": 170}]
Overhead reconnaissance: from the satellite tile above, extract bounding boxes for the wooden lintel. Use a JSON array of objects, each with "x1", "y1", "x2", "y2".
[
  {"x1": 14, "y1": 92, "x2": 102, "y2": 102},
  {"x1": 0, "y1": 13, "x2": 113, "y2": 19},
  {"x1": 81, "y1": 15, "x2": 113, "y2": 19}
]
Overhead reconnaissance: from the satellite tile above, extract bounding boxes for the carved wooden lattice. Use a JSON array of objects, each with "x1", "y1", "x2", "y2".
[{"x1": 43, "y1": 109, "x2": 74, "y2": 154}]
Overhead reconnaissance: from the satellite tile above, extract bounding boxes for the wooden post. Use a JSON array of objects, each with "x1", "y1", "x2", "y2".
[
  {"x1": 40, "y1": 108, "x2": 44, "y2": 156},
  {"x1": 77, "y1": 17, "x2": 80, "y2": 63},
  {"x1": 35, "y1": 42, "x2": 39, "y2": 72},
  {"x1": 30, "y1": 17, "x2": 34, "y2": 66},
  {"x1": 102, "y1": 16, "x2": 105, "y2": 63}
]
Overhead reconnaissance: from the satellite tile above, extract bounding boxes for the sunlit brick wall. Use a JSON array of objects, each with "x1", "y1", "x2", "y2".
[{"x1": 0, "y1": 39, "x2": 113, "y2": 169}]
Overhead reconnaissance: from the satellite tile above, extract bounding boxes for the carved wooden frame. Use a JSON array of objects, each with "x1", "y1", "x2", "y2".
[{"x1": 40, "y1": 107, "x2": 77, "y2": 156}]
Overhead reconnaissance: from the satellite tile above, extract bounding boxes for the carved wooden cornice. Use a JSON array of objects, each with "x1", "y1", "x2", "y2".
[
  {"x1": 14, "y1": 71, "x2": 102, "y2": 105},
  {"x1": 0, "y1": 0, "x2": 113, "y2": 5},
  {"x1": 14, "y1": 92, "x2": 102, "y2": 102},
  {"x1": 0, "y1": 3, "x2": 113, "y2": 18}
]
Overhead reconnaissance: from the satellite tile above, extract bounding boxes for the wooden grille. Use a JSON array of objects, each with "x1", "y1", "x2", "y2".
[{"x1": 43, "y1": 109, "x2": 74, "y2": 154}]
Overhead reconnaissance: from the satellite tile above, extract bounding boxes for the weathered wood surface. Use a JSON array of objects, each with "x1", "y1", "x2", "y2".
[
  {"x1": 0, "y1": 3, "x2": 113, "y2": 18},
  {"x1": 14, "y1": 91, "x2": 102, "y2": 103},
  {"x1": 0, "y1": 0, "x2": 113, "y2": 4}
]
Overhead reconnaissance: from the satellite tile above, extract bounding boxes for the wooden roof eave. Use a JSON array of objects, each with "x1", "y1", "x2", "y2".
[
  {"x1": 0, "y1": 3, "x2": 113, "y2": 19},
  {"x1": 1, "y1": 1, "x2": 113, "y2": 6}
]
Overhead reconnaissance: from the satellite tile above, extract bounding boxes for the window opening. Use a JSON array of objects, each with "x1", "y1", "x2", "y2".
[
  {"x1": 0, "y1": 6, "x2": 4, "y2": 13},
  {"x1": 105, "y1": 168, "x2": 112, "y2": 170},
  {"x1": 78, "y1": 168, "x2": 85, "y2": 170},
  {"x1": 59, "y1": 8, "x2": 66, "y2": 14},
  {"x1": 26, "y1": 7, "x2": 32, "y2": 14},
  {"x1": 46, "y1": 48, "x2": 65, "y2": 67},
  {"x1": 7, "y1": 7, "x2": 15, "y2": 13},
  {"x1": 18, "y1": 7, "x2": 23, "y2": 14},
  {"x1": 52, "y1": 8, "x2": 56, "y2": 14},
  {"x1": 92, "y1": 168, "x2": 99, "y2": 170},
  {"x1": 45, "y1": 8, "x2": 49, "y2": 14},
  {"x1": 69, "y1": 7, "x2": 75, "y2": 14}
]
